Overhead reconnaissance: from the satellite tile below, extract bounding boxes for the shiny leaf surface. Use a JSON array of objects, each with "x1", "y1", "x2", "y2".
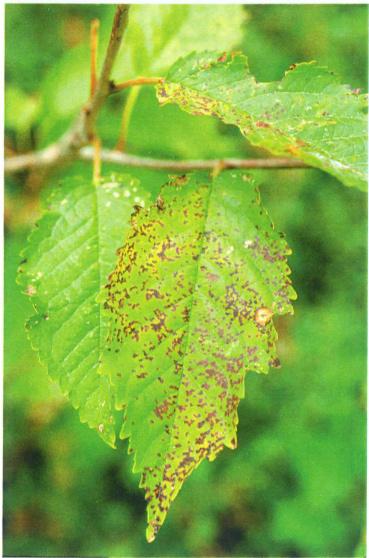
[{"x1": 18, "y1": 175, "x2": 149, "y2": 447}]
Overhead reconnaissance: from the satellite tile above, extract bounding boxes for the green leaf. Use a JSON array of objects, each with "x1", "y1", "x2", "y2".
[
  {"x1": 38, "y1": 45, "x2": 91, "y2": 145},
  {"x1": 100, "y1": 171, "x2": 296, "y2": 540},
  {"x1": 157, "y1": 52, "x2": 368, "y2": 191},
  {"x1": 38, "y1": 7, "x2": 246, "y2": 142},
  {"x1": 126, "y1": 87, "x2": 246, "y2": 160},
  {"x1": 113, "y1": 5, "x2": 247, "y2": 78},
  {"x1": 18, "y1": 175, "x2": 150, "y2": 447},
  {"x1": 5, "y1": 85, "x2": 40, "y2": 134}
]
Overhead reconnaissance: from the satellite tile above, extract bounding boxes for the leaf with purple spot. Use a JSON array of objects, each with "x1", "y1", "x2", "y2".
[{"x1": 100, "y1": 171, "x2": 296, "y2": 540}]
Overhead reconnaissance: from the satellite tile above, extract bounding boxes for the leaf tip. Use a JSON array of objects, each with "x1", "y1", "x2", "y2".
[
  {"x1": 99, "y1": 428, "x2": 117, "y2": 449},
  {"x1": 146, "y1": 525, "x2": 156, "y2": 543}
]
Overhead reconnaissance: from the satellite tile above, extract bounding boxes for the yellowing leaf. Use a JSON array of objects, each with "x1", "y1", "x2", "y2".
[{"x1": 101, "y1": 171, "x2": 296, "y2": 540}]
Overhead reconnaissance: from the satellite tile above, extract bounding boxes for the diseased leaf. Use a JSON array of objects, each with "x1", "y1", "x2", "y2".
[
  {"x1": 101, "y1": 171, "x2": 296, "y2": 540},
  {"x1": 157, "y1": 52, "x2": 368, "y2": 190},
  {"x1": 18, "y1": 175, "x2": 150, "y2": 447}
]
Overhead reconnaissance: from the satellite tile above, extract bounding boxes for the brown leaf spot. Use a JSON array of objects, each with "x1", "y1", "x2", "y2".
[
  {"x1": 146, "y1": 289, "x2": 162, "y2": 300},
  {"x1": 255, "y1": 121, "x2": 270, "y2": 128},
  {"x1": 255, "y1": 307, "x2": 273, "y2": 326},
  {"x1": 286, "y1": 145, "x2": 301, "y2": 156},
  {"x1": 26, "y1": 284, "x2": 37, "y2": 296},
  {"x1": 156, "y1": 195, "x2": 165, "y2": 211},
  {"x1": 154, "y1": 399, "x2": 170, "y2": 420},
  {"x1": 217, "y1": 52, "x2": 227, "y2": 63}
]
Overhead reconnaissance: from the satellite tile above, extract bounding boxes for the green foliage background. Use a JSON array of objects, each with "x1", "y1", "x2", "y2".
[{"x1": 4, "y1": 4, "x2": 367, "y2": 557}]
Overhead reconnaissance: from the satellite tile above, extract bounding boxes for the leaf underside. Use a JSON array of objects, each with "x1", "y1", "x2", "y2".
[
  {"x1": 157, "y1": 52, "x2": 368, "y2": 191},
  {"x1": 18, "y1": 175, "x2": 150, "y2": 447},
  {"x1": 100, "y1": 171, "x2": 296, "y2": 540}
]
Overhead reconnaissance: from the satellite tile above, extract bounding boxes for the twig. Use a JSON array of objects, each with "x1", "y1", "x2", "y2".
[
  {"x1": 87, "y1": 5, "x2": 129, "y2": 138},
  {"x1": 92, "y1": 138, "x2": 102, "y2": 182},
  {"x1": 4, "y1": 6, "x2": 309, "y2": 177},
  {"x1": 5, "y1": 145, "x2": 308, "y2": 175},
  {"x1": 80, "y1": 147, "x2": 308, "y2": 171},
  {"x1": 90, "y1": 18, "x2": 101, "y2": 182},
  {"x1": 5, "y1": 144, "x2": 69, "y2": 173},
  {"x1": 90, "y1": 19, "x2": 100, "y2": 98},
  {"x1": 4, "y1": 5, "x2": 130, "y2": 175},
  {"x1": 111, "y1": 76, "x2": 162, "y2": 93},
  {"x1": 5, "y1": 147, "x2": 308, "y2": 175}
]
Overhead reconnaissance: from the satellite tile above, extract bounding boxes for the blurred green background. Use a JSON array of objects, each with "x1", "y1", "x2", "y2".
[{"x1": 4, "y1": 4, "x2": 367, "y2": 557}]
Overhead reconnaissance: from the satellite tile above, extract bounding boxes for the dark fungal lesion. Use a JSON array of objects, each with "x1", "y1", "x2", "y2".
[{"x1": 156, "y1": 195, "x2": 165, "y2": 211}]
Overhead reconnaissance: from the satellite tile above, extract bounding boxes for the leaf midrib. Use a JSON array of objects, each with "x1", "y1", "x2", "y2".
[{"x1": 155, "y1": 181, "x2": 229, "y2": 469}]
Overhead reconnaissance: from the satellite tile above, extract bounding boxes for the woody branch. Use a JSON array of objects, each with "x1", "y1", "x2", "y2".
[{"x1": 4, "y1": 5, "x2": 307, "y2": 176}]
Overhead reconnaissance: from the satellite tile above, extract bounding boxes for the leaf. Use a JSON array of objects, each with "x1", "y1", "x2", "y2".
[
  {"x1": 38, "y1": 7, "x2": 247, "y2": 142},
  {"x1": 113, "y1": 5, "x2": 247, "y2": 78},
  {"x1": 157, "y1": 52, "x2": 368, "y2": 191},
  {"x1": 5, "y1": 85, "x2": 40, "y2": 134},
  {"x1": 100, "y1": 171, "x2": 296, "y2": 540},
  {"x1": 126, "y1": 87, "x2": 245, "y2": 160},
  {"x1": 18, "y1": 175, "x2": 150, "y2": 447},
  {"x1": 38, "y1": 45, "x2": 91, "y2": 145},
  {"x1": 5, "y1": 233, "x2": 63, "y2": 408}
]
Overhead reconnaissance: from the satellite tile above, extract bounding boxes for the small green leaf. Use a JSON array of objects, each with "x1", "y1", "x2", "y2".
[
  {"x1": 5, "y1": 85, "x2": 40, "y2": 133},
  {"x1": 101, "y1": 171, "x2": 296, "y2": 540},
  {"x1": 157, "y1": 52, "x2": 368, "y2": 191},
  {"x1": 18, "y1": 175, "x2": 150, "y2": 447}
]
